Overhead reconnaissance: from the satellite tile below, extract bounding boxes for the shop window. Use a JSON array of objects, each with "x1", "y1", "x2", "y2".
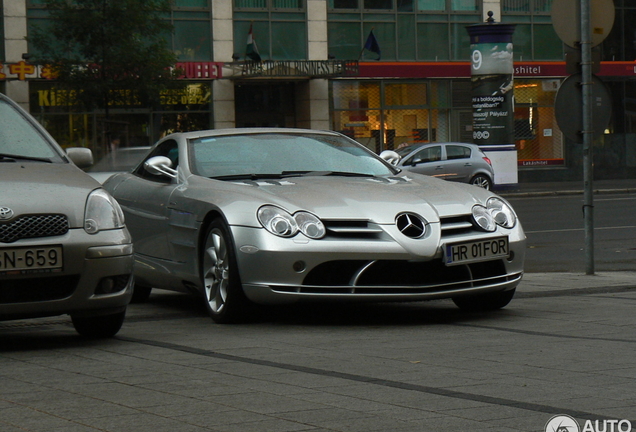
[
  {"x1": 332, "y1": 81, "x2": 450, "y2": 152},
  {"x1": 515, "y1": 80, "x2": 564, "y2": 167}
]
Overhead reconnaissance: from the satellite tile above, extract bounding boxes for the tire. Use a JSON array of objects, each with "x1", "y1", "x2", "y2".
[
  {"x1": 452, "y1": 289, "x2": 515, "y2": 312},
  {"x1": 71, "y1": 310, "x2": 126, "y2": 338},
  {"x1": 200, "y1": 219, "x2": 250, "y2": 324},
  {"x1": 469, "y1": 174, "x2": 492, "y2": 190},
  {"x1": 130, "y1": 284, "x2": 152, "y2": 303}
]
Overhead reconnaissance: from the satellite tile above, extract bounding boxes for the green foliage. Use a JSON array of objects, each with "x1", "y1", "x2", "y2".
[{"x1": 29, "y1": 0, "x2": 179, "y2": 111}]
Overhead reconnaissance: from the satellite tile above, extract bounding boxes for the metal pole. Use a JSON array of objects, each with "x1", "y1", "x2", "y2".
[{"x1": 581, "y1": 0, "x2": 595, "y2": 274}]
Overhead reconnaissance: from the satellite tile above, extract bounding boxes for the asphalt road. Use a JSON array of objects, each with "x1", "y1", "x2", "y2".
[
  {"x1": 1, "y1": 280, "x2": 635, "y2": 432},
  {"x1": 507, "y1": 193, "x2": 636, "y2": 273}
]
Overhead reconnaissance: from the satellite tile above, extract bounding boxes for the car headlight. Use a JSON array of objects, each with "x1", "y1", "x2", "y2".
[
  {"x1": 472, "y1": 197, "x2": 517, "y2": 232},
  {"x1": 84, "y1": 189, "x2": 126, "y2": 234},
  {"x1": 257, "y1": 205, "x2": 325, "y2": 239}
]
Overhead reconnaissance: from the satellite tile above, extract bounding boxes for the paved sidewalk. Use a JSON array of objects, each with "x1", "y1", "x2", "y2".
[{"x1": 518, "y1": 271, "x2": 636, "y2": 295}]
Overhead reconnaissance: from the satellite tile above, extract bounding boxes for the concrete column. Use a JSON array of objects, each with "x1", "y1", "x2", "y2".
[
  {"x1": 3, "y1": 0, "x2": 29, "y2": 109},
  {"x1": 212, "y1": 0, "x2": 235, "y2": 128},
  {"x1": 305, "y1": 1, "x2": 329, "y2": 130},
  {"x1": 307, "y1": 0, "x2": 328, "y2": 61}
]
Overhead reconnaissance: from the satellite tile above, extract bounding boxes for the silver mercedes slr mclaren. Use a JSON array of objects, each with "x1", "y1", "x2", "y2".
[{"x1": 103, "y1": 128, "x2": 526, "y2": 323}]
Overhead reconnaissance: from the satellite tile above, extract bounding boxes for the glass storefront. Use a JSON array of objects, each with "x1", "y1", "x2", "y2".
[
  {"x1": 28, "y1": 81, "x2": 212, "y2": 160},
  {"x1": 332, "y1": 78, "x2": 565, "y2": 168}
]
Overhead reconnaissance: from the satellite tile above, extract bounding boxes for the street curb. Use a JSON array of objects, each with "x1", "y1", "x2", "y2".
[{"x1": 501, "y1": 187, "x2": 636, "y2": 198}]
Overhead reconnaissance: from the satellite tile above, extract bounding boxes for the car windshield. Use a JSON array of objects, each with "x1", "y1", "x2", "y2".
[
  {"x1": 189, "y1": 133, "x2": 397, "y2": 179},
  {"x1": 0, "y1": 99, "x2": 62, "y2": 162}
]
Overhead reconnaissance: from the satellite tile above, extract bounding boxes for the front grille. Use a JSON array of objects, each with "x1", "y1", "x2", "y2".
[
  {"x1": 0, "y1": 275, "x2": 79, "y2": 304},
  {"x1": 439, "y1": 214, "x2": 477, "y2": 237},
  {"x1": 0, "y1": 214, "x2": 69, "y2": 243},
  {"x1": 287, "y1": 258, "x2": 517, "y2": 295},
  {"x1": 323, "y1": 220, "x2": 384, "y2": 239}
]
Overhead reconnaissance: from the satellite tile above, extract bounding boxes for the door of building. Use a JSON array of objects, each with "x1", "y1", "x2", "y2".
[
  {"x1": 234, "y1": 82, "x2": 297, "y2": 128},
  {"x1": 452, "y1": 110, "x2": 474, "y2": 143}
]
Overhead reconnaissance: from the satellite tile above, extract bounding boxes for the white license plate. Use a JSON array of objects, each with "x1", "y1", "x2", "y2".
[
  {"x1": 0, "y1": 246, "x2": 63, "y2": 274},
  {"x1": 444, "y1": 237, "x2": 508, "y2": 266}
]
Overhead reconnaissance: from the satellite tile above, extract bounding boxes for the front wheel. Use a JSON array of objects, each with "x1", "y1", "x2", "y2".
[
  {"x1": 71, "y1": 310, "x2": 126, "y2": 337},
  {"x1": 201, "y1": 219, "x2": 250, "y2": 324},
  {"x1": 469, "y1": 174, "x2": 492, "y2": 190},
  {"x1": 452, "y1": 289, "x2": 515, "y2": 312}
]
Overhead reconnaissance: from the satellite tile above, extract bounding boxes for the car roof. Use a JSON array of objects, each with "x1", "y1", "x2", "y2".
[{"x1": 163, "y1": 128, "x2": 343, "y2": 141}]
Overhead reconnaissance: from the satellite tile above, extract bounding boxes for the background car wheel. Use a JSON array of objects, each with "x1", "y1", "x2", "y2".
[
  {"x1": 130, "y1": 284, "x2": 152, "y2": 303},
  {"x1": 71, "y1": 310, "x2": 126, "y2": 337},
  {"x1": 470, "y1": 174, "x2": 492, "y2": 190},
  {"x1": 452, "y1": 289, "x2": 515, "y2": 312},
  {"x1": 201, "y1": 219, "x2": 250, "y2": 324}
]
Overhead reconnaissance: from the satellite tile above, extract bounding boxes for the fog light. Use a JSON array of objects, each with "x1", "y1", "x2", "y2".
[
  {"x1": 293, "y1": 261, "x2": 306, "y2": 273},
  {"x1": 96, "y1": 277, "x2": 116, "y2": 294},
  {"x1": 95, "y1": 274, "x2": 131, "y2": 295}
]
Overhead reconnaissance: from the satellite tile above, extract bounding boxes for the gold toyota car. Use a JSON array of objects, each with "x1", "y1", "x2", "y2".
[{"x1": 0, "y1": 94, "x2": 134, "y2": 337}]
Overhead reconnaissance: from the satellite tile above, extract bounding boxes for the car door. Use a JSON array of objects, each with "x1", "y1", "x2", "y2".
[
  {"x1": 443, "y1": 144, "x2": 473, "y2": 182},
  {"x1": 111, "y1": 140, "x2": 180, "y2": 261},
  {"x1": 403, "y1": 145, "x2": 444, "y2": 177}
]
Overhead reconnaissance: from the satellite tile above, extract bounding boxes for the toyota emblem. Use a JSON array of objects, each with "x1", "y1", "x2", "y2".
[{"x1": 0, "y1": 207, "x2": 15, "y2": 220}]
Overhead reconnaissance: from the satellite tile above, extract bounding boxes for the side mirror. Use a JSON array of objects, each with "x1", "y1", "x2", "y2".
[
  {"x1": 66, "y1": 147, "x2": 93, "y2": 168},
  {"x1": 144, "y1": 156, "x2": 177, "y2": 178},
  {"x1": 379, "y1": 150, "x2": 401, "y2": 165}
]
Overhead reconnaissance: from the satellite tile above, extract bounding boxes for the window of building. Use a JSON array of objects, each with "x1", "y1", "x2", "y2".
[
  {"x1": 331, "y1": 80, "x2": 450, "y2": 152},
  {"x1": 602, "y1": 1, "x2": 636, "y2": 61},
  {"x1": 327, "y1": 0, "x2": 480, "y2": 61},
  {"x1": 501, "y1": 0, "x2": 563, "y2": 60},
  {"x1": 514, "y1": 79, "x2": 564, "y2": 166},
  {"x1": 233, "y1": 0, "x2": 307, "y2": 60},
  {"x1": 26, "y1": 1, "x2": 212, "y2": 62}
]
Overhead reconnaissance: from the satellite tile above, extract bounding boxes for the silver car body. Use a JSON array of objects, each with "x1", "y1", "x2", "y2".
[
  {"x1": 86, "y1": 146, "x2": 151, "y2": 183},
  {"x1": 104, "y1": 128, "x2": 525, "y2": 321},
  {"x1": 395, "y1": 142, "x2": 495, "y2": 189},
  {"x1": 0, "y1": 94, "x2": 134, "y2": 336}
]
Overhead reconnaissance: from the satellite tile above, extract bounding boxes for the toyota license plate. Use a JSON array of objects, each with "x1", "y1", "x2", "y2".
[
  {"x1": 444, "y1": 237, "x2": 508, "y2": 266},
  {"x1": 0, "y1": 246, "x2": 63, "y2": 274}
]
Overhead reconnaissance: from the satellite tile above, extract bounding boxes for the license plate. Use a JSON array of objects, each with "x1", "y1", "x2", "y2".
[
  {"x1": 444, "y1": 237, "x2": 508, "y2": 266},
  {"x1": 0, "y1": 246, "x2": 63, "y2": 275}
]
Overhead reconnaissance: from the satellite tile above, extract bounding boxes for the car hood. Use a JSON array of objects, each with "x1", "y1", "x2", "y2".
[
  {"x1": 0, "y1": 162, "x2": 100, "y2": 227},
  {"x1": 196, "y1": 173, "x2": 489, "y2": 225}
]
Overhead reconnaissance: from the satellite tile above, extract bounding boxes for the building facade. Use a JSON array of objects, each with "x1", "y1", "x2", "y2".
[{"x1": 2, "y1": 0, "x2": 636, "y2": 182}]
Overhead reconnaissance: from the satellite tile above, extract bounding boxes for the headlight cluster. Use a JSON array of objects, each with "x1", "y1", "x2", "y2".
[
  {"x1": 257, "y1": 205, "x2": 325, "y2": 239},
  {"x1": 84, "y1": 189, "x2": 126, "y2": 234},
  {"x1": 471, "y1": 197, "x2": 516, "y2": 232}
]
